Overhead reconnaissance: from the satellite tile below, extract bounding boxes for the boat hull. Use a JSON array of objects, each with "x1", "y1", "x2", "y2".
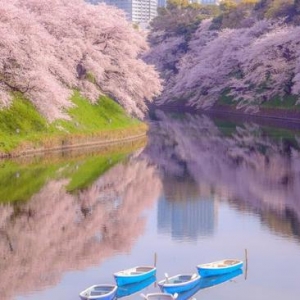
[
  {"x1": 197, "y1": 259, "x2": 243, "y2": 277},
  {"x1": 80, "y1": 294, "x2": 115, "y2": 300},
  {"x1": 79, "y1": 284, "x2": 117, "y2": 300},
  {"x1": 158, "y1": 274, "x2": 200, "y2": 294},
  {"x1": 114, "y1": 266, "x2": 156, "y2": 286},
  {"x1": 116, "y1": 275, "x2": 156, "y2": 298}
]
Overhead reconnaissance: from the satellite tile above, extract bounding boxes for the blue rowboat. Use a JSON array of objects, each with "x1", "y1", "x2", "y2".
[
  {"x1": 114, "y1": 266, "x2": 156, "y2": 286},
  {"x1": 158, "y1": 273, "x2": 200, "y2": 294},
  {"x1": 79, "y1": 284, "x2": 117, "y2": 300},
  {"x1": 116, "y1": 275, "x2": 156, "y2": 298},
  {"x1": 196, "y1": 259, "x2": 243, "y2": 277}
]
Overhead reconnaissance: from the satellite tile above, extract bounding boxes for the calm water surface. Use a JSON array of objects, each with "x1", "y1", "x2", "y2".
[{"x1": 1, "y1": 111, "x2": 300, "y2": 300}]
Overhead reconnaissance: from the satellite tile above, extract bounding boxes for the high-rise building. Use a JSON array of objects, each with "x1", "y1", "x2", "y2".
[
  {"x1": 190, "y1": 0, "x2": 222, "y2": 4},
  {"x1": 97, "y1": 0, "x2": 158, "y2": 24}
]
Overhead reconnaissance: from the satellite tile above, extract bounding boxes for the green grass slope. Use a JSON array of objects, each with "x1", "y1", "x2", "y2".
[{"x1": 0, "y1": 91, "x2": 146, "y2": 155}]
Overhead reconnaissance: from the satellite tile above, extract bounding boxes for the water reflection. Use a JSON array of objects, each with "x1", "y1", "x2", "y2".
[
  {"x1": 0, "y1": 140, "x2": 162, "y2": 300},
  {"x1": 176, "y1": 268, "x2": 243, "y2": 300},
  {"x1": 143, "y1": 110, "x2": 300, "y2": 244},
  {"x1": 1, "y1": 112, "x2": 300, "y2": 299},
  {"x1": 158, "y1": 196, "x2": 216, "y2": 240}
]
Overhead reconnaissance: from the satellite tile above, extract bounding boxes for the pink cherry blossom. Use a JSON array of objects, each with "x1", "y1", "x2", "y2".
[
  {"x1": 145, "y1": 18, "x2": 300, "y2": 112},
  {"x1": 0, "y1": 0, "x2": 162, "y2": 121}
]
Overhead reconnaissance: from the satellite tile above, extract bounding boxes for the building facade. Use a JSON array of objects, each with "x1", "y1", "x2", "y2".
[
  {"x1": 99, "y1": 0, "x2": 158, "y2": 24},
  {"x1": 190, "y1": 0, "x2": 221, "y2": 4}
]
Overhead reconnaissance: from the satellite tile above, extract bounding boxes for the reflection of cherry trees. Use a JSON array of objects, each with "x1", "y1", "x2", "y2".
[
  {"x1": 143, "y1": 111, "x2": 300, "y2": 240},
  {"x1": 0, "y1": 158, "x2": 161, "y2": 300}
]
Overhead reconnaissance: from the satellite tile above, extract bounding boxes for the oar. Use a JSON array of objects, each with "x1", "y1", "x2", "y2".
[{"x1": 164, "y1": 273, "x2": 169, "y2": 283}]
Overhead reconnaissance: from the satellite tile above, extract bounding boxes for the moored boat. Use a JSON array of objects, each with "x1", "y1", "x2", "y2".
[
  {"x1": 158, "y1": 273, "x2": 200, "y2": 294},
  {"x1": 79, "y1": 284, "x2": 117, "y2": 300},
  {"x1": 196, "y1": 259, "x2": 243, "y2": 277},
  {"x1": 114, "y1": 265, "x2": 156, "y2": 286}
]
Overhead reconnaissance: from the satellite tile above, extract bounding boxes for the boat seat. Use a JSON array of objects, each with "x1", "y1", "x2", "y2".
[
  {"x1": 179, "y1": 275, "x2": 191, "y2": 280},
  {"x1": 224, "y1": 260, "x2": 237, "y2": 265},
  {"x1": 174, "y1": 280, "x2": 183, "y2": 284},
  {"x1": 90, "y1": 291, "x2": 107, "y2": 296},
  {"x1": 136, "y1": 267, "x2": 152, "y2": 272}
]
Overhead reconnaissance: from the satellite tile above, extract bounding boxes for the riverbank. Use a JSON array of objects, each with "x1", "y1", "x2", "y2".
[
  {"x1": 0, "y1": 128, "x2": 148, "y2": 159},
  {"x1": 149, "y1": 102, "x2": 300, "y2": 129},
  {"x1": 205, "y1": 104, "x2": 300, "y2": 130},
  {"x1": 0, "y1": 92, "x2": 148, "y2": 159}
]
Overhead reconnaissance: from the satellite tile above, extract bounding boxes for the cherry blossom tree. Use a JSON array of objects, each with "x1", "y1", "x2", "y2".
[
  {"x1": 0, "y1": 0, "x2": 161, "y2": 121},
  {"x1": 146, "y1": 17, "x2": 300, "y2": 113}
]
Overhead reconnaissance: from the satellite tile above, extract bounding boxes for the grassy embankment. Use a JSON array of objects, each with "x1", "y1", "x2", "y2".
[
  {"x1": 219, "y1": 90, "x2": 300, "y2": 111},
  {"x1": 0, "y1": 91, "x2": 147, "y2": 157},
  {"x1": 210, "y1": 91, "x2": 300, "y2": 153},
  {"x1": 213, "y1": 90, "x2": 300, "y2": 121},
  {"x1": 0, "y1": 91, "x2": 147, "y2": 203}
]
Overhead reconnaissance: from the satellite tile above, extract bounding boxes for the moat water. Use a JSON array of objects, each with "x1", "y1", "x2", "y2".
[{"x1": 1, "y1": 111, "x2": 300, "y2": 300}]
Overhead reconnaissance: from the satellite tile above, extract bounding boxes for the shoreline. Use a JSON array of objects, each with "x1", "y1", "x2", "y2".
[
  {"x1": 150, "y1": 102, "x2": 300, "y2": 129},
  {"x1": 0, "y1": 131, "x2": 147, "y2": 160},
  {"x1": 3, "y1": 102, "x2": 300, "y2": 160},
  {"x1": 207, "y1": 104, "x2": 300, "y2": 125}
]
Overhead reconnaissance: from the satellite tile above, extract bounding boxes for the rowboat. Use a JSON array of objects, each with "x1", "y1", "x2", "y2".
[
  {"x1": 141, "y1": 292, "x2": 178, "y2": 300},
  {"x1": 114, "y1": 265, "x2": 156, "y2": 286},
  {"x1": 196, "y1": 259, "x2": 243, "y2": 277},
  {"x1": 79, "y1": 284, "x2": 117, "y2": 300},
  {"x1": 158, "y1": 273, "x2": 200, "y2": 294},
  {"x1": 116, "y1": 275, "x2": 156, "y2": 298}
]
